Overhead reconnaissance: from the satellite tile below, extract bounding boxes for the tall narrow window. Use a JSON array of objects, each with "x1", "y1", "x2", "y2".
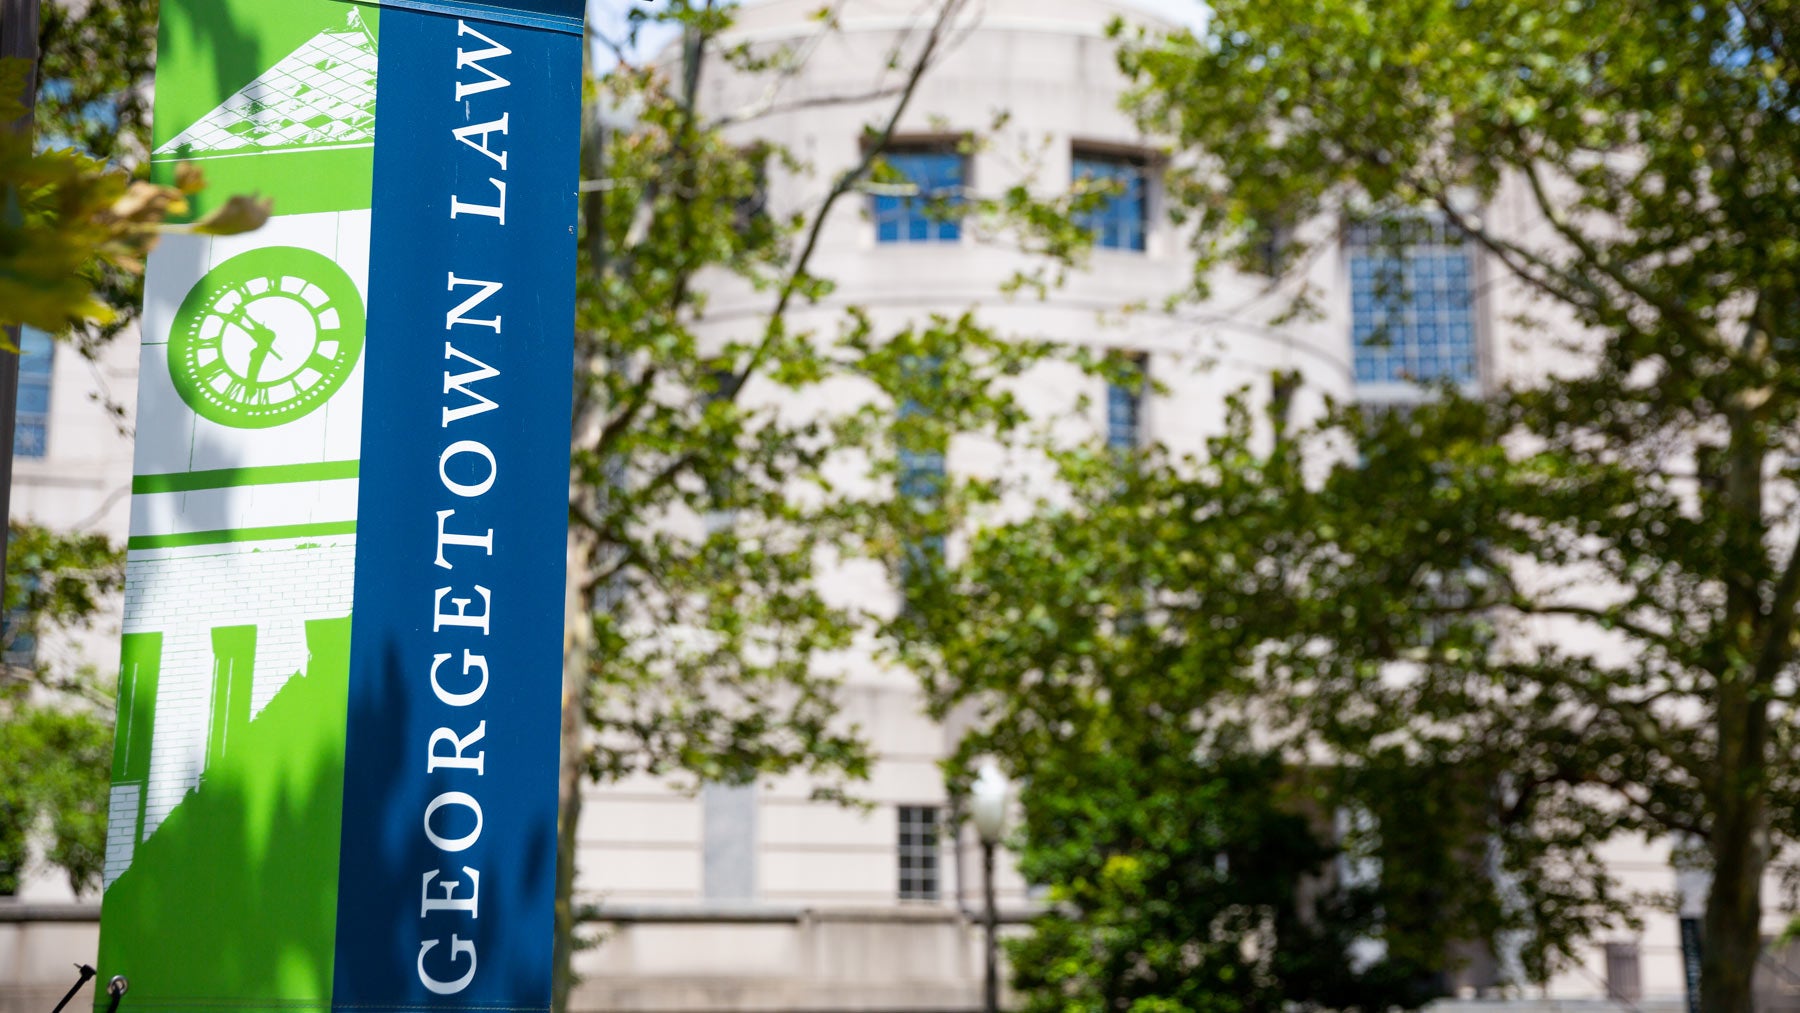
[
  {"x1": 732, "y1": 144, "x2": 773, "y2": 242},
  {"x1": 702, "y1": 782, "x2": 757, "y2": 903},
  {"x1": 897, "y1": 411, "x2": 946, "y2": 502},
  {"x1": 873, "y1": 148, "x2": 965, "y2": 244},
  {"x1": 897, "y1": 805, "x2": 942, "y2": 901},
  {"x1": 1346, "y1": 218, "x2": 1478, "y2": 399},
  {"x1": 3, "y1": 574, "x2": 38, "y2": 670},
  {"x1": 1073, "y1": 152, "x2": 1148, "y2": 252},
  {"x1": 702, "y1": 368, "x2": 739, "y2": 534},
  {"x1": 898, "y1": 358, "x2": 947, "y2": 578},
  {"x1": 1603, "y1": 941, "x2": 1642, "y2": 1003},
  {"x1": 1107, "y1": 354, "x2": 1146, "y2": 451},
  {"x1": 15, "y1": 327, "x2": 53, "y2": 458}
]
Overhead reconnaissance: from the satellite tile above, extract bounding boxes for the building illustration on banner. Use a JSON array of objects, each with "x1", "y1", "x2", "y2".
[
  {"x1": 100, "y1": 8, "x2": 375, "y2": 892},
  {"x1": 152, "y1": 10, "x2": 377, "y2": 162}
]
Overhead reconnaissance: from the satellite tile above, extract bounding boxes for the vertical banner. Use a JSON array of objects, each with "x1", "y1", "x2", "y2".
[{"x1": 95, "y1": 2, "x2": 581, "y2": 1011}]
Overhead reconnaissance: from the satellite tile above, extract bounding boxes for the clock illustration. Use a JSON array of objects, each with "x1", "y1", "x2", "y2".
[{"x1": 168, "y1": 246, "x2": 366, "y2": 429}]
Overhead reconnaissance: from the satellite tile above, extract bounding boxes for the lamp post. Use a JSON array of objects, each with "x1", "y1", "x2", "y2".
[
  {"x1": 970, "y1": 760, "x2": 1010, "y2": 1013},
  {"x1": 1673, "y1": 838, "x2": 1709, "y2": 1013}
]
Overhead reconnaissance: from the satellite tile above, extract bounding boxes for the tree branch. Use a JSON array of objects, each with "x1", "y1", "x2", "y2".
[
  {"x1": 1513, "y1": 157, "x2": 1713, "y2": 347},
  {"x1": 725, "y1": 0, "x2": 971, "y2": 402}
]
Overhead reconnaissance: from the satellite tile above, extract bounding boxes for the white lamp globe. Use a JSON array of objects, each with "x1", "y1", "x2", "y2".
[{"x1": 970, "y1": 759, "x2": 1010, "y2": 844}]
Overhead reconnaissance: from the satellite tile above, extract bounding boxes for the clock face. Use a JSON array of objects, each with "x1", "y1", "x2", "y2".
[{"x1": 169, "y1": 246, "x2": 366, "y2": 430}]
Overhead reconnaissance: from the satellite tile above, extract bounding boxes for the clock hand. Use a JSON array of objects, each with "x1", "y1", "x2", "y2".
[
  {"x1": 221, "y1": 305, "x2": 281, "y2": 383},
  {"x1": 245, "y1": 336, "x2": 276, "y2": 386}
]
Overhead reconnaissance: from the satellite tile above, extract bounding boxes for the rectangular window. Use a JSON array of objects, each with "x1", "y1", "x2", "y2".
[
  {"x1": 898, "y1": 422, "x2": 947, "y2": 580},
  {"x1": 898, "y1": 358, "x2": 947, "y2": 575},
  {"x1": 1107, "y1": 354, "x2": 1146, "y2": 451},
  {"x1": 1073, "y1": 152, "x2": 1148, "y2": 252},
  {"x1": 732, "y1": 144, "x2": 771, "y2": 239},
  {"x1": 16, "y1": 327, "x2": 53, "y2": 458},
  {"x1": 1603, "y1": 941, "x2": 1642, "y2": 1003},
  {"x1": 873, "y1": 149, "x2": 965, "y2": 244},
  {"x1": 701, "y1": 782, "x2": 757, "y2": 903},
  {"x1": 1346, "y1": 218, "x2": 1478, "y2": 397},
  {"x1": 897, "y1": 805, "x2": 942, "y2": 901},
  {"x1": 898, "y1": 439, "x2": 946, "y2": 502},
  {"x1": 3, "y1": 574, "x2": 38, "y2": 671}
]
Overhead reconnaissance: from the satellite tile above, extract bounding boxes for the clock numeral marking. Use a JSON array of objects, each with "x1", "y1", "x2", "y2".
[{"x1": 196, "y1": 356, "x2": 230, "y2": 382}]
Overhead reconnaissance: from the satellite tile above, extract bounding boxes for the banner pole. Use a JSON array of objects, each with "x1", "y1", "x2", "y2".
[{"x1": 0, "y1": 0, "x2": 39, "y2": 592}]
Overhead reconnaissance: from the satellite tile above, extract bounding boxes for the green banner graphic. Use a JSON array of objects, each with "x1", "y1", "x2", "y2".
[
  {"x1": 100, "y1": 1, "x2": 581, "y2": 1008},
  {"x1": 99, "y1": 0, "x2": 378, "y2": 1006}
]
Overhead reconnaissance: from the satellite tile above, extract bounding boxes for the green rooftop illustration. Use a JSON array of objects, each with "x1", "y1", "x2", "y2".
[{"x1": 154, "y1": 11, "x2": 377, "y2": 161}]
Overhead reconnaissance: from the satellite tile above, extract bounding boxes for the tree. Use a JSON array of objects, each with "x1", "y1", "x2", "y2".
[
  {"x1": 0, "y1": 522, "x2": 124, "y2": 895},
  {"x1": 3, "y1": 0, "x2": 264, "y2": 336},
  {"x1": 893, "y1": 398, "x2": 1526, "y2": 1011},
  {"x1": 557, "y1": 3, "x2": 1093, "y2": 1006},
  {"x1": 1018, "y1": 0, "x2": 1800, "y2": 1007}
]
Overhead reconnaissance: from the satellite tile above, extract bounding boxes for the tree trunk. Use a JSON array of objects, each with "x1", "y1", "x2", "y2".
[
  {"x1": 1700, "y1": 683, "x2": 1770, "y2": 1013},
  {"x1": 1698, "y1": 405, "x2": 1774, "y2": 1013}
]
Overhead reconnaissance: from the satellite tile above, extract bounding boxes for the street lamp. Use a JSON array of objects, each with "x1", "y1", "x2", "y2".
[
  {"x1": 970, "y1": 759, "x2": 1010, "y2": 1013},
  {"x1": 1673, "y1": 837, "x2": 1710, "y2": 1013}
]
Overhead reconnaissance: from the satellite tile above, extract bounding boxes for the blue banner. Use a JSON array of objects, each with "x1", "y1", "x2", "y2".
[
  {"x1": 334, "y1": 6, "x2": 578, "y2": 1011},
  {"x1": 368, "y1": 0, "x2": 584, "y2": 34}
]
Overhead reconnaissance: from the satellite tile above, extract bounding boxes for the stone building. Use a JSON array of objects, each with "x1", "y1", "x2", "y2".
[{"x1": 2, "y1": 1, "x2": 1796, "y2": 1012}]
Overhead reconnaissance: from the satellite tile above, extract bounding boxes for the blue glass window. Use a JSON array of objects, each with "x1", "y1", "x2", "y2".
[
  {"x1": 1347, "y1": 219, "x2": 1478, "y2": 392},
  {"x1": 898, "y1": 397, "x2": 945, "y2": 558},
  {"x1": 4, "y1": 574, "x2": 38, "y2": 669},
  {"x1": 1073, "y1": 154, "x2": 1147, "y2": 252},
  {"x1": 897, "y1": 361, "x2": 947, "y2": 580},
  {"x1": 898, "y1": 443, "x2": 945, "y2": 502},
  {"x1": 1107, "y1": 356, "x2": 1145, "y2": 451},
  {"x1": 874, "y1": 150, "x2": 965, "y2": 244},
  {"x1": 15, "y1": 328, "x2": 52, "y2": 458}
]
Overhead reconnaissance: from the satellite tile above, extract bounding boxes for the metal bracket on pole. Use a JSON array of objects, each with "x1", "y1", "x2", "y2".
[{"x1": 48, "y1": 964, "x2": 95, "y2": 1013}]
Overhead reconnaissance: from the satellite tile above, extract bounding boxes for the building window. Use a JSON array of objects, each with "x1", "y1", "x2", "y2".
[
  {"x1": 3, "y1": 574, "x2": 38, "y2": 671},
  {"x1": 732, "y1": 144, "x2": 772, "y2": 241},
  {"x1": 898, "y1": 420, "x2": 946, "y2": 584},
  {"x1": 898, "y1": 358, "x2": 947, "y2": 578},
  {"x1": 873, "y1": 148, "x2": 965, "y2": 244},
  {"x1": 1107, "y1": 354, "x2": 1146, "y2": 451},
  {"x1": 897, "y1": 805, "x2": 942, "y2": 901},
  {"x1": 1346, "y1": 218, "x2": 1478, "y2": 395},
  {"x1": 898, "y1": 436, "x2": 946, "y2": 502},
  {"x1": 1073, "y1": 152, "x2": 1148, "y2": 252},
  {"x1": 701, "y1": 782, "x2": 757, "y2": 903},
  {"x1": 16, "y1": 327, "x2": 53, "y2": 458},
  {"x1": 1603, "y1": 941, "x2": 1642, "y2": 1003}
]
